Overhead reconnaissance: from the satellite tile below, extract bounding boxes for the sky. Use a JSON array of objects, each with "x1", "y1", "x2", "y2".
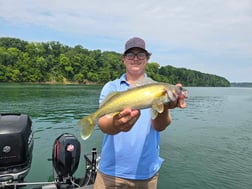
[{"x1": 0, "y1": 0, "x2": 252, "y2": 82}]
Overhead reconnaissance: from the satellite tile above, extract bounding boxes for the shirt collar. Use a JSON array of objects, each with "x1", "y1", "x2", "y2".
[{"x1": 119, "y1": 73, "x2": 129, "y2": 86}]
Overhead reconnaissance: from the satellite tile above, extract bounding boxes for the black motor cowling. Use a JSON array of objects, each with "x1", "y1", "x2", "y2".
[
  {"x1": 52, "y1": 133, "x2": 81, "y2": 180},
  {"x1": 0, "y1": 113, "x2": 33, "y2": 183}
]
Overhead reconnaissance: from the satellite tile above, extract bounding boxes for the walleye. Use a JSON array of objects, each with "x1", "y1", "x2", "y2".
[{"x1": 78, "y1": 82, "x2": 188, "y2": 140}]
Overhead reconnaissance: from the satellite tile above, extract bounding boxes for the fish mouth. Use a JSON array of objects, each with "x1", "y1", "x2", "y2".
[
  {"x1": 182, "y1": 90, "x2": 188, "y2": 98},
  {"x1": 180, "y1": 88, "x2": 188, "y2": 98}
]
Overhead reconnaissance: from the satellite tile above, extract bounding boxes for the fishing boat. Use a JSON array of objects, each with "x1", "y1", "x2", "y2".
[{"x1": 0, "y1": 113, "x2": 99, "y2": 189}]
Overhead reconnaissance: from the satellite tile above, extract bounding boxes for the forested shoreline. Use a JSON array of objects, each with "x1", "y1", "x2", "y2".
[
  {"x1": 0, "y1": 37, "x2": 230, "y2": 86},
  {"x1": 231, "y1": 82, "x2": 252, "y2": 87}
]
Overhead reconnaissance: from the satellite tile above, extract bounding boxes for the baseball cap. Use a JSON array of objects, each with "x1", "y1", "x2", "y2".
[{"x1": 124, "y1": 37, "x2": 151, "y2": 55}]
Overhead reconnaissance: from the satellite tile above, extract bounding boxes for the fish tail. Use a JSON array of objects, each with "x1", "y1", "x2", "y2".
[{"x1": 77, "y1": 114, "x2": 96, "y2": 140}]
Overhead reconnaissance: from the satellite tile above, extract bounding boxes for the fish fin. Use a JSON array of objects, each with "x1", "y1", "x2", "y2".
[
  {"x1": 167, "y1": 90, "x2": 177, "y2": 102},
  {"x1": 77, "y1": 114, "x2": 96, "y2": 140},
  {"x1": 105, "y1": 112, "x2": 120, "y2": 118},
  {"x1": 151, "y1": 103, "x2": 164, "y2": 119},
  {"x1": 142, "y1": 77, "x2": 155, "y2": 84},
  {"x1": 152, "y1": 103, "x2": 164, "y2": 113},
  {"x1": 151, "y1": 109, "x2": 159, "y2": 120},
  {"x1": 130, "y1": 77, "x2": 155, "y2": 88}
]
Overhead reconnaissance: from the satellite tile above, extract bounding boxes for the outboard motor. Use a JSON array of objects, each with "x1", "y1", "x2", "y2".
[
  {"x1": 0, "y1": 113, "x2": 33, "y2": 185},
  {"x1": 52, "y1": 133, "x2": 81, "y2": 185}
]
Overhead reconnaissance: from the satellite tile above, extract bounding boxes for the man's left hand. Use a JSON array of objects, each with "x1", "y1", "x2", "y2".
[{"x1": 166, "y1": 83, "x2": 187, "y2": 109}]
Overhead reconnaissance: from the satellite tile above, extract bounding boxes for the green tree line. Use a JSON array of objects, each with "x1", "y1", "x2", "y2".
[{"x1": 0, "y1": 37, "x2": 230, "y2": 86}]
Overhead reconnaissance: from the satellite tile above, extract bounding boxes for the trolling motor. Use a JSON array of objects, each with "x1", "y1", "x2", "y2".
[{"x1": 82, "y1": 148, "x2": 99, "y2": 185}]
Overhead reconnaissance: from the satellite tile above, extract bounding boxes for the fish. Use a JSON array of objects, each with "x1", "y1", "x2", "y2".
[{"x1": 78, "y1": 81, "x2": 188, "y2": 140}]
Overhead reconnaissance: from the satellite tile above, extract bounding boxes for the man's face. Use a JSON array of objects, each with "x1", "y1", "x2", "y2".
[{"x1": 123, "y1": 48, "x2": 148, "y2": 75}]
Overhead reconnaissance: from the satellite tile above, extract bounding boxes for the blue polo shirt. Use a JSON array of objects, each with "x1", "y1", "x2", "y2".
[{"x1": 98, "y1": 74, "x2": 164, "y2": 180}]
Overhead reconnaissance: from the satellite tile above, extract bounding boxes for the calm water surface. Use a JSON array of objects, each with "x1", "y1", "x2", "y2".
[{"x1": 0, "y1": 83, "x2": 252, "y2": 189}]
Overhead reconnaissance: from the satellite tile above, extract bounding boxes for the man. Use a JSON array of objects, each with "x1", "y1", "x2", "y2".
[{"x1": 94, "y1": 37, "x2": 186, "y2": 189}]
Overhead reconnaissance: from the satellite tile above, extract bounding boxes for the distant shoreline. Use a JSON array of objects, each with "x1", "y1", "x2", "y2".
[{"x1": 230, "y1": 82, "x2": 252, "y2": 87}]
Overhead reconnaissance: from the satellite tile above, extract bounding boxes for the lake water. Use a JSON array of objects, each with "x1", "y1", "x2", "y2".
[{"x1": 0, "y1": 83, "x2": 252, "y2": 189}]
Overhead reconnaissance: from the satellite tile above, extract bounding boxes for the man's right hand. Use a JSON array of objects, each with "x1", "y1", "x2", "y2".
[{"x1": 113, "y1": 108, "x2": 141, "y2": 132}]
